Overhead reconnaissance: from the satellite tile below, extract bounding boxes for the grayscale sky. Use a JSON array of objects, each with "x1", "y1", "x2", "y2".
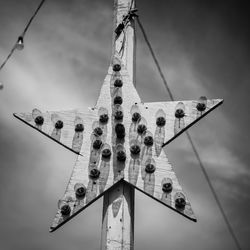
[{"x1": 0, "y1": 0, "x2": 249, "y2": 249}]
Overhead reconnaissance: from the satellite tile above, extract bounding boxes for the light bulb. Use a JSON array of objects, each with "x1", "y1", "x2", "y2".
[{"x1": 16, "y1": 36, "x2": 24, "y2": 50}]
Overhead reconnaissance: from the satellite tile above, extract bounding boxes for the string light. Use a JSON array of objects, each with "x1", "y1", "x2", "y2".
[
  {"x1": 15, "y1": 36, "x2": 24, "y2": 50},
  {"x1": 0, "y1": 0, "x2": 46, "y2": 72}
]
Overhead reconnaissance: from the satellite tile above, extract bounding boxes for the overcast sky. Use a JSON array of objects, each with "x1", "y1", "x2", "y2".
[{"x1": 0, "y1": 0, "x2": 249, "y2": 249}]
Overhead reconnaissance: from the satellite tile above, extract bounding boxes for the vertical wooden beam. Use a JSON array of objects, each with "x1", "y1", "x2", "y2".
[
  {"x1": 102, "y1": 0, "x2": 136, "y2": 249},
  {"x1": 112, "y1": 0, "x2": 136, "y2": 82},
  {"x1": 101, "y1": 182, "x2": 135, "y2": 250}
]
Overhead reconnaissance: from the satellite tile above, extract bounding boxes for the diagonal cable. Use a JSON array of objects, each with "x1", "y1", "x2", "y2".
[
  {"x1": 136, "y1": 16, "x2": 242, "y2": 250},
  {"x1": 0, "y1": 0, "x2": 46, "y2": 72}
]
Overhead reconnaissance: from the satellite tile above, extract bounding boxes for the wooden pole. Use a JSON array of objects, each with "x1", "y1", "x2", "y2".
[
  {"x1": 101, "y1": 0, "x2": 136, "y2": 249},
  {"x1": 101, "y1": 182, "x2": 134, "y2": 250}
]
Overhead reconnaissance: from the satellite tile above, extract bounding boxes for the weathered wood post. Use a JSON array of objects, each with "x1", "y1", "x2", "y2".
[
  {"x1": 101, "y1": 1, "x2": 136, "y2": 249},
  {"x1": 14, "y1": 0, "x2": 223, "y2": 249}
]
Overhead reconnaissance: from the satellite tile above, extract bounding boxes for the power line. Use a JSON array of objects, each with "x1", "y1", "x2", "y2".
[
  {"x1": 0, "y1": 0, "x2": 46, "y2": 72},
  {"x1": 136, "y1": 16, "x2": 242, "y2": 250}
]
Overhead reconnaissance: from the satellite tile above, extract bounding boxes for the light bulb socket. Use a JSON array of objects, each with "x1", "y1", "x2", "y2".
[
  {"x1": 132, "y1": 112, "x2": 141, "y2": 122},
  {"x1": 93, "y1": 139, "x2": 103, "y2": 150},
  {"x1": 130, "y1": 145, "x2": 140, "y2": 155},
  {"x1": 60, "y1": 204, "x2": 71, "y2": 215},
  {"x1": 114, "y1": 111, "x2": 123, "y2": 120},
  {"x1": 114, "y1": 79, "x2": 123, "y2": 87},
  {"x1": 75, "y1": 123, "x2": 84, "y2": 132},
  {"x1": 137, "y1": 124, "x2": 147, "y2": 135},
  {"x1": 89, "y1": 168, "x2": 100, "y2": 179},
  {"x1": 94, "y1": 127, "x2": 103, "y2": 136},
  {"x1": 156, "y1": 117, "x2": 166, "y2": 127},
  {"x1": 102, "y1": 148, "x2": 112, "y2": 159},
  {"x1": 175, "y1": 109, "x2": 185, "y2": 119},
  {"x1": 115, "y1": 123, "x2": 125, "y2": 139},
  {"x1": 117, "y1": 151, "x2": 126, "y2": 162},
  {"x1": 55, "y1": 120, "x2": 63, "y2": 129},
  {"x1": 144, "y1": 136, "x2": 154, "y2": 146},
  {"x1": 99, "y1": 114, "x2": 109, "y2": 124},
  {"x1": 35, "y1": 116, "x2": 44, "y2": 125},
  {"x1": 114, "y1": 96, "x2": 123, "y2": 105}
]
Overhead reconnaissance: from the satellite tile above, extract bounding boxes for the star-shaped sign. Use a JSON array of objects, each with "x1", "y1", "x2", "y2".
[
  {"x1": 14, "y1": 0, "x2": 223, "y2": 235},
  {"x1": 14, "y1": 55, "x2": 223, "y2": 232}
]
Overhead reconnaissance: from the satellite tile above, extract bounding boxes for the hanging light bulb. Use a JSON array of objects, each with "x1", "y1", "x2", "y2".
[
  {"x1": 0, "y1": 82, "x2": 3, "y2": 90},
  {"x1": 16, "y1": 36, "x2": 24, "y2": 50}
]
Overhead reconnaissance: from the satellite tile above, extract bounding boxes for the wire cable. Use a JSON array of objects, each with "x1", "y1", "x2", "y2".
[
  {"x1": 0, "y1": 0, "x2": 46, "y2": 72},
  {"x1": 136, "y1": 16, "x2": 242, "y2": 250}
]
